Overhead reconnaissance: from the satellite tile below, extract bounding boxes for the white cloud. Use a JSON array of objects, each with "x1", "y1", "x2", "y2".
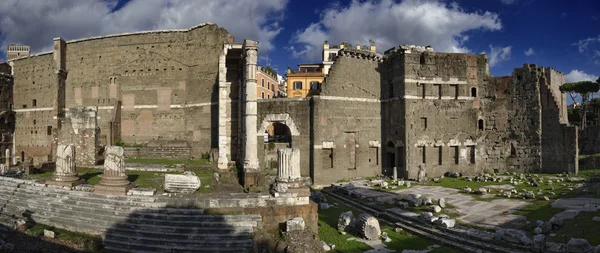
[
  {"x1": 488, "y1": 45, "x2": 512, "y2": 67},
  {"x1": 564, "y1": 70, "x2": 599, "y2": 83},
  {"x1": 524, "y1": 48, "x2": 534, "y2": 56},
  {"x1": 0, "y1": 0, "x2": 287, "y2": 56},
  {"x1": 572, "y1": 35, "x2": 600, "y2": 53},
  {"x1": 289, "y1": 0, "x2": 502, "y2": 60}
]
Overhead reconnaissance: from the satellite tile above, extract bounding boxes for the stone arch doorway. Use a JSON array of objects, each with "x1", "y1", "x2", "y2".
[{"x1": 263, "y1": 122, "x2": 292, "y2": 171}]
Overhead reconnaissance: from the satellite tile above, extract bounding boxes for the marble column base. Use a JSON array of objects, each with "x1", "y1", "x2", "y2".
[
  {"x1": 93, "y1": 183, "x2": 134, "y2": 195},
  {"x1": 46, "y1": 178, "x2": 85, "y2": 187}
]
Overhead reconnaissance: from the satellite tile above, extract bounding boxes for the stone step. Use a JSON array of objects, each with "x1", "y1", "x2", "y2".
[
  {"x1": 11, "y1": 188, "x2": 166, "y2": 209},
  {"x1": 5, "y1": 191, "x2": 154, "y2": 214},
  {"x1": 123, "y1": 217, "x2": 260, "y2": 228},
  {"x1": 113, "y1": 222, "x2": 256, "y2": 235},
  {"x1": 127, "y1": 212, "x2": 261, "y2": 222},
  {"x1": 103, "y1": 237, "x2": 251, "y2": 253},
  {"x1": 106, "y1": 226, "x2": 253, "y2": 240},
  {"x1": 17, "y1": 184, "x2": 159, "y2": 203},
  {"x1": 105, "y1": 231, "x2": 253, "y2": 246},
  {"x1": 3, "y1": 202, "x2": 127, "y2": 225}
]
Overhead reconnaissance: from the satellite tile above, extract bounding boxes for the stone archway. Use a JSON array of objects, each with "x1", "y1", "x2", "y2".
[{"x1": 259, "y1": 114, "x2": 300, "y2": 171}]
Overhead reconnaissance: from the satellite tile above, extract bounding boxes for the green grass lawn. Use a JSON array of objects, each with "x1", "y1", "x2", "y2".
[
  {"x1": 28, "y1": 223, "x2": 103, "y2": 252},
  {"x1": 124, "y1": 157, "x2": 211, "y2": 168},
  {"x1": 548, "y1": 210, "x2": 600, "y2": 245},
  {"x1": 319, "y1": 196, "x2": 459, "y2": 252}
]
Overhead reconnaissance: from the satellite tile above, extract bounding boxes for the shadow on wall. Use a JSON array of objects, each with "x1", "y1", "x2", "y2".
[
  {"x1": 102, "y1": 208, "x2": 270, "y2": 253},
  {"x1": 0, "y1": 223, "x2": 96, "y2": 253}
]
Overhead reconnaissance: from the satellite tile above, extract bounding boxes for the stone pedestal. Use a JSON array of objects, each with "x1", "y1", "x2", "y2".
[
  {"x1": 47, "y1": 144, "x2": 84, "y2": 187},
  {"x1": 94, "y1": 146, "x2": 132, "y2": 195},
  {"x1": 272, "y1": 148, "x2": 306, "y2": 197}
]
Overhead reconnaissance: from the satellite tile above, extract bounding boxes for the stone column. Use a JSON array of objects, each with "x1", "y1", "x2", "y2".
[
  {"x1": 48, "y1": 144, "x2": 83, "y2": 187},
  {"x1": 5, "y1": 149, "x2": 9, "y2": 170},
  {"x1": 272, "y1": 148, "x2": 305, "y2": 196},
  {"x1": 242, "y1": 40, "x2": 260, "y2": 187},
  {"x1": 217, "y1": 45, "x2": 230, "y2": 170},
  {"x1": 94, "y1": 146, "x2": 132, "y2": 195},
  {"x1": 277, "y1": 148, "x2": 301, "y2": 182}
]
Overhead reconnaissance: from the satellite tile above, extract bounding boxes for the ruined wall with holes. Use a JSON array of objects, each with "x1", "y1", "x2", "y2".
[
  {"x1": 11, "y1": 53, "x2": 57, "y2": 164},
  {"x1": 311, "y1": 50, "x2": 382, "y2": 185},
  {"x1": 10, "y1": 24, "x2": 232, "y2": 165},
  {"x1": 256, "y1": 99, "x2": 311, "y2": 177},
  {"x1": 540, "y1": 68, "x2": 578, "y2": 173},
  {"x1": 0, "y1": 64, "x2": 15, "y2": 164}
]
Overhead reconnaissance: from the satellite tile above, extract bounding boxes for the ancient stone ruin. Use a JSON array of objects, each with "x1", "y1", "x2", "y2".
[
  {"x1": 47, "y1": 144, "x2": 83, "y2": 187},
  {"x1": 94, "y1": 146, "x2": 132, "y2": 195},
  {"x1": 356, "y1": 213, "x2": 381, "y2": 240}
]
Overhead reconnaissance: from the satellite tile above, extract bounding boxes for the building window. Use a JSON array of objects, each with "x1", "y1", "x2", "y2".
[
  {"x1": 419, "y1": 83, "x2": 426, "y2": 99},
  {"x1": 478, "y1": 119, "x2": 484, "y2": 130},
  {"x1": 310, "y1": 81, "x2": 321, "y2": 90},
  {"x1": 47, "y1": 126, "x2": 52, "y2": 135},
  {"x1": 262, "y1": 79, "x2": 264, "y2": 87},
  {"x1": 451, "y1": 84, "x2": 458, "y2": 99},
  {"x1": 437, "y1": 146, "x2": 443, "y2": 165},
  {"x1": 268, "y1": 82, "x2": 270, "y2": 89},
  {"x1": 32, "y1": 99, "x2": 37, "y2": 107},
  {"x1": 434, "y1": 84, "x2": 441, "y2": 99},
  {"x1": 22, "y1": 104, "x2": 27, "y2": 109},
  {"x1": 453, "y1": 146, "x2": 459, "y2": 164},
  {"x1": 329, "y1": 53, "x2": 337, "y2": 61},
  {"x1": 262, "y1": 92, "x2": 264, "y2": 99},
  {"x1": 471, "y1": 87, "x2": 477, "y2": 97},
  {"x1": 420, "y1": 117, "x2": 427, "y2": 130},
  {"x1": 510, "y1": 143, "x2": 516, "y2": 156},
  {"x1": 294, "y1": 81, "x2": 302, "y2": 90},
  {"x1": 33, "y1": 120, "x2": 36, "y2": 125},
  {"x1": 421, "y1": 147, "x2": 426, "y2": 164},
  {"x1": 267, "y1": 94, "x2": 270, "y2": 99}
]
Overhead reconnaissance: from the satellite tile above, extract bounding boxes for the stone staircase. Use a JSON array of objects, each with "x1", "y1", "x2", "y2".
[{"x1": 0, "y1": 178, "x2": 262, "y2": 252}]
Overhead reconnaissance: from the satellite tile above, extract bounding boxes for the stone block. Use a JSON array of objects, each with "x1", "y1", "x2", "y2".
[
  {"x1": 567, "y1": 238, "x2": 592, "y2": 253},
  {"x1": 127, "y1": 188, "x2": 156, "y2": 196},
  {"x1": 433, "y1": 218, "x2": 455, "y2": 228},
  {"x1": 357, "y1": 213, "x2": 381, "y2": 240},
  {"x1": 286, "y1": 217, "x2": 305, "y2": 232},
  {"x1": 43, "y1": 229, "x2": 55, "y2": 238},
  {"x1": 338, "y1": 211, "x2": 354, "y2": 232},
  {"x1": 533, "y1": 234, "x2": 546, "y2": 251},
  {"x1": 164, "y1": 174, "x2": 201, "y2": 193}
]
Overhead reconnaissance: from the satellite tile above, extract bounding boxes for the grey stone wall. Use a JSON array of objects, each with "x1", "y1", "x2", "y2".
[{"x1": 256, "y1": 98, "x2": 311, "y2": 177}]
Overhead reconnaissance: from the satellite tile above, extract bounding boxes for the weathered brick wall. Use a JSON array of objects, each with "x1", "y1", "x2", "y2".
[
  {"x1": 0, "y1": 65, "x2": 15, "y2": 163},
  {"x1": 311, "y1": 51, "x2": 382, "y2": 185},
  {"x1": 540, "y1": 68, "x2": 578, "y2": 173},
  {"x1": 10, "y1": 24, "x2": 231, "y2": 165},
  {"x1": 11, "y1": 53, "x2": 56, "y2": 164},
  {"x1": 580, "y1": 126, "x2": 600, "y2": 155},
  {"x1": 57, "y1": 107, "x2": 99, "y2": 166}
]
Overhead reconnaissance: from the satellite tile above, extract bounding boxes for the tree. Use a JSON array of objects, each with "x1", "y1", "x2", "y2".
[{"x1": 560, "y1": 80, "x2": 600, "y2": 130}]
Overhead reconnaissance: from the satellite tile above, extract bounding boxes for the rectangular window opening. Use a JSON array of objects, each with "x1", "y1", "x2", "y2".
[
  {"x1": 420, "y1": 117, "x2": 428, "y2": 130},
  {"x1": 438, "y1": 146, "x2": 443, "y2": 165},
  {"x1": 421, "y1": 146, "x2": 426, "y2": 164},
  {"x1": 47, "y1": 126, "x2": 52, "y2": 136},
  {"x1": 453, "y1": 146, "x2": 459, "y2": 164}
]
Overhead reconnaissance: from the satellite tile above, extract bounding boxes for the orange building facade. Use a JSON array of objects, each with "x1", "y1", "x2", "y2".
[{"x1": 257, "y1": 66, "x2": 277, "y2": 99}]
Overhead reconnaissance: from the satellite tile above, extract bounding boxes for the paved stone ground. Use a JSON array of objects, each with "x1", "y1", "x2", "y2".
[{"x1": 391, "y1": 186, "x2": 530, "y2": 228}]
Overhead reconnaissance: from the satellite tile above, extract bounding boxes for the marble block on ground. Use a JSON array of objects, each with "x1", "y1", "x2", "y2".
[
  {"x1": 164, "y1": 174, "x2": 201, "y2": 193},
  {"x1": 128, "y1": 188, "x2": 156, "y2": 196},
  {"x1": 286, "y1": 217, "x2": 305, "y2": 232}
]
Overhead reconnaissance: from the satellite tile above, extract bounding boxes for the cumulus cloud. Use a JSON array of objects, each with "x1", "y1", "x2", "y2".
[
  {"x1": 289, "y1": 0, "x2": 502, "y2": 60},
  {"x1": 488, "y1": 45, "x2": 512, "y2": 67},
  {"x1": 0, "y1": 0, "x2": 287, "y2": 57},
  {"x1": 564, "y1": 70, "x2": 599, "y2": 83},
  {"x1": 524, "y1": 48, "x2": 534, "y2": 56}
]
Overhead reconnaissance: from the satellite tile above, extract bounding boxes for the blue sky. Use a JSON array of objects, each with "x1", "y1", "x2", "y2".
[{"x1": 0, "y1": 0, "x2": 599, "y2": 83}]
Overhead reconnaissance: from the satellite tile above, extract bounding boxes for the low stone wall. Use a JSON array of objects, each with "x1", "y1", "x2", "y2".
[{"x1": 123, "y1": 146, "x2": 192, "y2": 158}]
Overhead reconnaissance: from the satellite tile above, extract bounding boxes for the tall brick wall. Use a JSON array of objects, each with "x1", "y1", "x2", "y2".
[
  {"x1": 10, "y1": 24, "x2": 231, "y2": 165},
  {"x1": 311, "y1": 51, "x2": 382, "y2": 184}
]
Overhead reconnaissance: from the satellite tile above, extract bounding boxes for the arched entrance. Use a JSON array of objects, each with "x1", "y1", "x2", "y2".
[{"x1": 263, "y1": 122, "x2": 292, "y2": 170}]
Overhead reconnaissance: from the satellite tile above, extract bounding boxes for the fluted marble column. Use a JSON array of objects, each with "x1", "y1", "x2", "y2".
[
  {"x1": 48, "y1": 144, "x2": 83, "y2": 187},
  {"x1": 99, "y1": 146, "x2": 129, "y2": 186},
  {"x1": 277, "y1": 148, "x2": 300, "y2": 182},
  {"x1": 95, "y1": 146, "x2": 131, "y2": 195},
  {"x1": 243, "y1": 40, "x2": 259, "y2": 172},
  {"x1": 52, "y1": 144, "x2": 79, "y2": 182}
]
